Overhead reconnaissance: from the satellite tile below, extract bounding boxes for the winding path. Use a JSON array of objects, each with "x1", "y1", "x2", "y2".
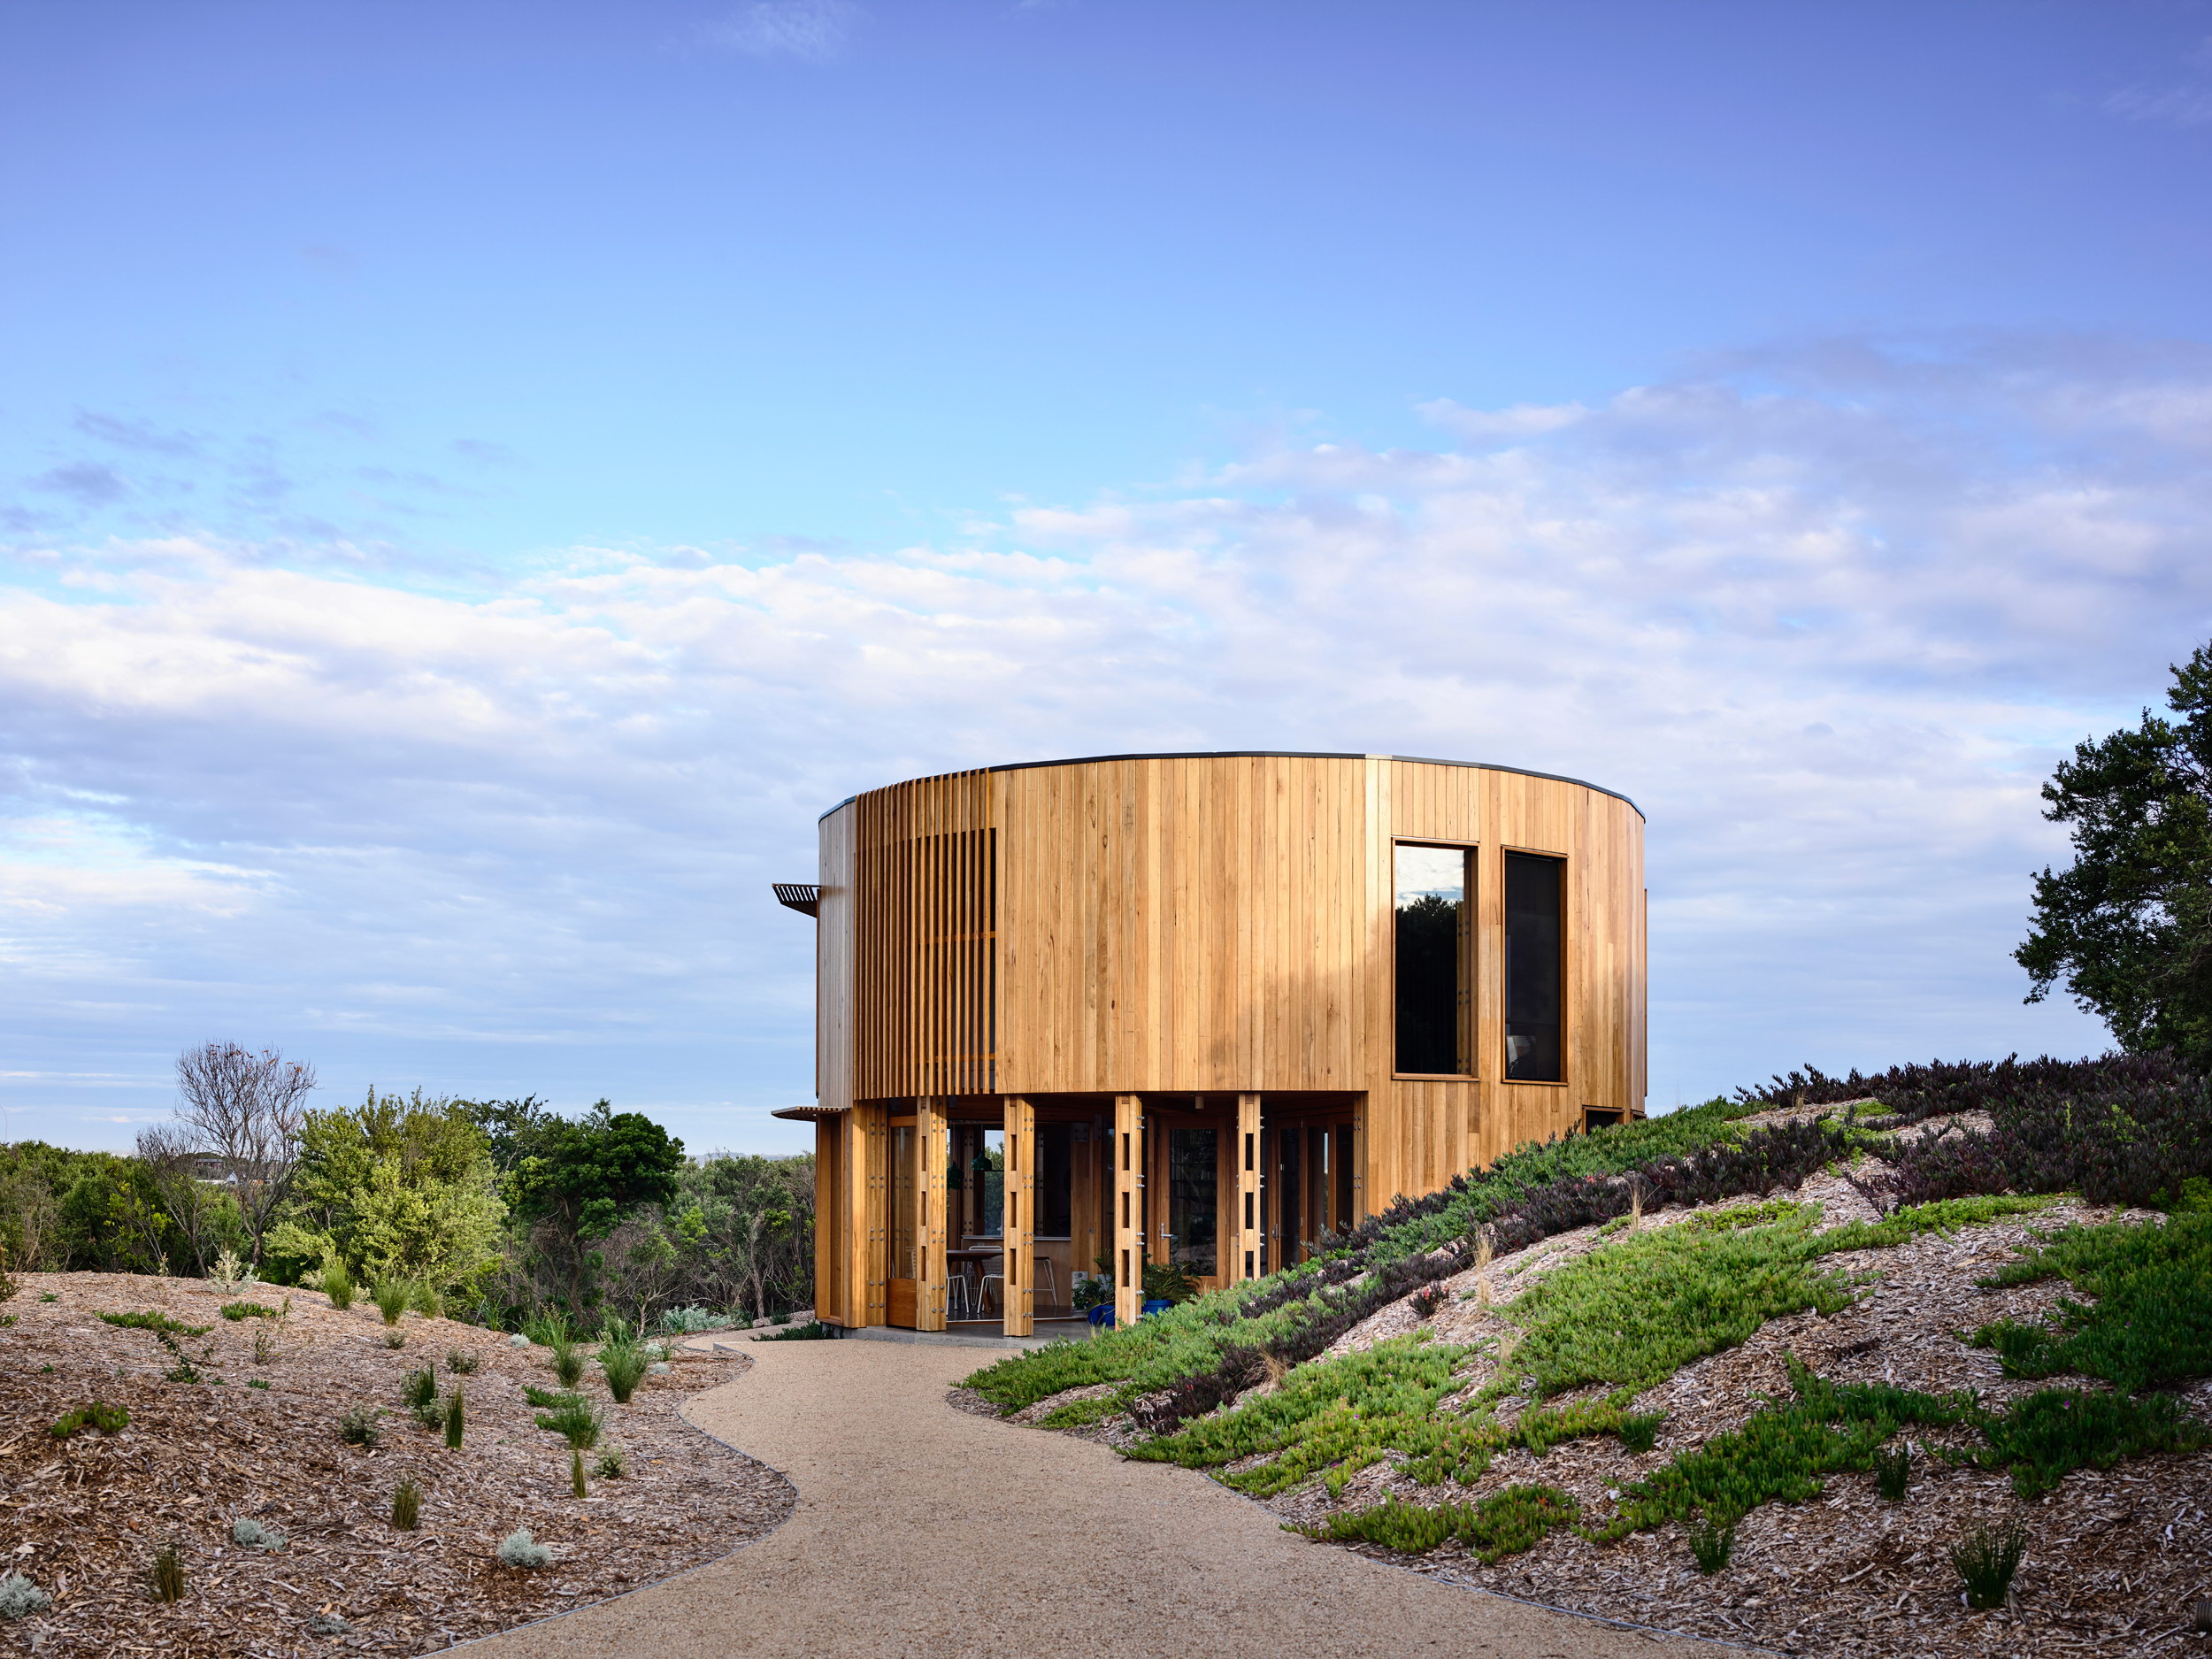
[{"x1": 462, "y1": 1338, "x2": 1720, "y2": 1658}]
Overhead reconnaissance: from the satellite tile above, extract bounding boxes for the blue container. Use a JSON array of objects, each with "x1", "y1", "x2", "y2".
[
  {"x1": 1141, "y1": 1299, "x2": 1172, "y2": 1317},
  {"x1": 1087, "y1": 1305, "x2": 1114, "y2": 1328}
]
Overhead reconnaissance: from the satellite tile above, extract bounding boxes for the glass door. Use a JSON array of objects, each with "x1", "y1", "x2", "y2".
[{"x1": 1146, "y1": 1111, "x2": 1223, "y2": 1294}]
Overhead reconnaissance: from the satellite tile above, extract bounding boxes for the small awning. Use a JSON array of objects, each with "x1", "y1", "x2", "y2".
[
  {"x1": 772, "y1": 883, "x2": 820, "y2": 918},
  {"x1": 772, "y1": 1104, "x2": 842, "y2": 1122}
]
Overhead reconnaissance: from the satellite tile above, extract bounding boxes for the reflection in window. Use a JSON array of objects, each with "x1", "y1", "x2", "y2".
[
  {"x1": 1395, "y1": 843, "x2": 1471, "y2": 1074},
  {"x1": 1505, "y1": 852, "x2": 1563, "y2": 1081},
  {"x1": 978, "y1": 1129, "x2": 1004, "y2": 1236}
]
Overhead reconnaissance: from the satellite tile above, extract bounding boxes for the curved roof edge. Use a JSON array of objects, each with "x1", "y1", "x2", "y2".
[{"x1": 818, "y1": 750, "x2": 1643, "y2": 822}]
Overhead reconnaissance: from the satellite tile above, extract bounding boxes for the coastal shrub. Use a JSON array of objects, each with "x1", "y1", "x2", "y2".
[
  {"x1": 50, "y1": 1401, "x2": 129, "y2": 1439},
  {"x1": 1952, "y1": 1522, "x2": 2027, "y2": 1609},
  {"x1": 593, "y1": 1446, "x2": 626, "y2": 1478},
  {"x1": 220, "y1": 1301, "x2": 278, "y2": 1321},
  {"x1": 660, "y1": 1305, "x2": 725, "y2": 1333},
  {"x1": 391, "y1": 1479, "x2": 421, "y2": 1530},
  {"x1": 1972, "y1": 1387, "x2": 2206, "y2": 1496},
  {"x1": 230, "y1": 1516, "x2": 286, "y2": 1551},
  {"x1": 381, "y1": 1331, "x2": 406, "y2": 1349},
  {"x1": 445, "y1": 1347, "x2": 479, "y2": 1374},
  {"x1": 755, "y1": 1320, "x2": 838, "y2": 1340},
  {"x1": 402, "y1": 1366, "x2": 439, "y2": 1427},
  {"x1": 338, "y1": 1407, "x2": 382, "y2": 1447},
  {"x1": 0, "y1": 1572, "x2": 50, "y2": 1619},
  {"x1": 550, "y1": 1337, "x2": 586, "y2": 1387},
  {"x1": 1617, "y1": 1412, "x2": 1664, "y2": 1455},
  {"x1": 524, "y1": 1385, "x2": 580, "y2": 1409},
  {"x1": 322, "y1": 1259, "x2": 355, "y2": 1310},
  {"x1": 1873, "y1": 1444, "x2": 1911, "y2": 1501},
  {"x1": 1302, "y1": 1484, "x2": 1578, "y2": 1562},
  {"x1": 1409, "y1": 1285, "x2": 1445, "y2": 1319},
  {"x1": 496, "y1": 1529, "x2": 550, "y2": 1570}
]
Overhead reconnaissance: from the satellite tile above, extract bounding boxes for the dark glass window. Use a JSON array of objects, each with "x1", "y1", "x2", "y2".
[
  {"x1": 1394, "y1": 843, "x2": 1471, "y2": 1074},
  {"x1": 1166, "y1": 1127, "x2": 1217, "y2": 1277},
  {"x1": 1504, "y1": 851, "x2": 1563, "y2": 1081},
  {"x1": 1039, "y1": 1123, "x2": 1073, "y2": 1237}
]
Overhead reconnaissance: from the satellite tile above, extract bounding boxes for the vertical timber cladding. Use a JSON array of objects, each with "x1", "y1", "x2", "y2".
[{"x1": 853, "y1": 771, "x2": 998, "y2": 1100}]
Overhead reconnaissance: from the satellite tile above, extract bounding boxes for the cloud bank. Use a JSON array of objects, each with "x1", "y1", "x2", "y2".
[{"x1": 4, "y1": 336, "x2": 2203, "y2": 1148}]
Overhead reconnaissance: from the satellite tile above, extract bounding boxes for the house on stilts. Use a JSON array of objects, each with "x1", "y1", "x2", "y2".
[{"x1": 773, "y1": 750, "x2": 1646, "y2": 1336}]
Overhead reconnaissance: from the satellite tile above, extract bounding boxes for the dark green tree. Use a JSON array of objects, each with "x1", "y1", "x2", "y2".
[
  {"x1": 2018, "y1": 642, "x2": 2212, "y2": 1065},
  {"x1": 508, "y1": 1102, "x2": 685, "y2": 1311}
]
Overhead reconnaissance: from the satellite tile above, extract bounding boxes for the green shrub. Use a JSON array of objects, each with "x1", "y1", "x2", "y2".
[
  {"x1": 1952, "y1": 1522, "x2": 2026, "y2": 1609},
  {"x1": 322, "y1": 1259, "x2": 356, "y2": 1310},
  {"x1": 497, "y1": 1528, "x2": 550, "y2": 1570},
  {"x1": 99, "y1": 1310, "x2": 210, "y2": 1336},
  {"x1": 371, "y1": 1278, "x2": 412, "y2": 1326},
  {"x1": 443, "y1": 1385, "x2": 465, "y2": 1449},
  {"x1": 534, "y1": 1395, "x2": 603, "y2": 1449},
  {"x1": 549, "y1": 1337, "x2": 586, "y2": 1386},
  {"x1": 247, "y1": 1379, "x2": 270, "y2": 1390},
  {"x1": 219, "y1": 1301, "x2": 278, "y2": 1322},
  {"x1": 1617, "y1": 1412, "x2": 1664, "y2": 1455},
  {"x1": 1302, "y1": 1484, "x2": 1578, "y2": 1562},
  {"x1": 391, "y1": 1479, "x2": 420, "y2": 1531},
  {"x1": 338, "y1": 1407, "x2": 382, "y2": 1447},
  {"x1": 445, "y1": 1347, "x2": 479, "y2": 1374},
  {"x1": 402, "y1": 1365, "x2": 438, "y2": 1410},
  {"x1": 50, "y1": 1401, "x2": 129, "y2": 1438},
  {"x1": 410, "y1": 1280, "x2": 443, "y2": 1318},
  {"x1": 755, "y1": 1320, "x2": 838, "y2": 1340},
  {"x1": 1973, "y1": 1386, "x2": 2207, "y2": 1496},
  {"x1": 592, "y1": 1446, "x2": 626, "y2": 1479},
  {"x1": 524, "y1": 1385, "x2": 580, "y2": 1408}
]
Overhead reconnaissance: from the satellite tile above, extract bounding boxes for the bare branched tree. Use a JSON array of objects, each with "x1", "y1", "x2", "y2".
[
  {"x1": 134, "y1": 1123, "x2": 229, "y2": 1275},
  {"x1": 173, "y1": 1041, "x2": 318, "y2": 1265}
]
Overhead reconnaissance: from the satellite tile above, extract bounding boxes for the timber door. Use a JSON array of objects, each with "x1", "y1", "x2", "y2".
[
  {"x1": 1145, "y1": 1111, "x2": 1226, "y2": 1293},
  {"x1": 887, "y1": 1115, "x2": 918, "y2": 1326}
]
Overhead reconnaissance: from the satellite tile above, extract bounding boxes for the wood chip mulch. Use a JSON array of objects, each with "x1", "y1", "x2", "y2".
[
  {"x1": 1013, "y1": 1148, "x2": 2212, "y2": 1657},
  {"x1": 0, "y1": 1273, "x2": 795, "y2": 1655}
]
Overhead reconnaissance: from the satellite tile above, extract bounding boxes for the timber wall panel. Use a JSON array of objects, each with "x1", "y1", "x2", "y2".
[{"x1": 817, "y1": 805, "x2": 856, "y2": 1115}]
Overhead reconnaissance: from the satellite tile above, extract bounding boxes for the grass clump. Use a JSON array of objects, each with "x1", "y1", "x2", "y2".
[
  {"x1": 0, "y1": 1572, "x2": 51, "y2": 1619},
  {"x1": 1873, "y1": 1443, "x2": 1911, "y2": 1501},
  {"x1": 496, "y1": 1529, "x2": 550, "y2": 1570},
  {"x1": 534, "y1": 1394, "x2": 603, "y2": 1450},
  {"x1": 220, "y1": 1301, "x2": 279, "y2": 1321},
  {"x1": 1687, "y1": 1518, "x2": 1737, "y2": 1573},
  {"x1": 391, "y1": 1479, "x2": 421, "y2": 1530},
  {"x1": 402, "y1": 1366, "x2": 441, "y2": 1428},
  {"x1": 371, "y1": 1278, "x2": 412, "y2": 1327},
  {"x1": 150, "y1": 1542, "x2": 187, "y2": 1602},
  {"x1": 1617, "y1": 1412, "x2": 1665, "y2": 1455},
  {"x1": 599, "y1": 1334, "x2": 649, "y2": 1402},
  {"x1": 443, "y1": 1385, "x2": 465, "y2": 1448},
  {"x1": 321, "y1": 1259, "x2": 355, "y2": 1310},
  {"x1": 570, "y1": 1448, "x2": 588, "y2": 1497},
  {"x1": 1952, "y1": 1521, "x2": 2026, "y2": 1609},
  {"x1": 524, "y1": 1385, "x2": 580, "y2": 1408},
  {"x1": 549, "y1": 1335, "x2": 586, "y2": 1387},
  {"x1": 50, "y1": 1400, "x2": 129, "y2": 1439},
  {"x1": 1970, "y1": 1210, "x2": 2212, "y2": 1394},
  {"x1": 1301, "y1": 1484, "x2": 1578, "y2": 1562}
]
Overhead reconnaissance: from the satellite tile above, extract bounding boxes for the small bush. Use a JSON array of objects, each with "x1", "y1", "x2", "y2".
[
  {"x1": 509, "y1": 1333, "x2": 531, "y2": 1348},
  {"x1": 523, "y1": 1311, "x2": 573, "y2": 1348},
  {"x1": 381, "y1": 1330, "x2": 406, "y2": 1349},
  {"x1": 1618, "y1": 1413, "x2": 1664, "y2": 1455},
  {"x1": 230, "y1": 1516, "x2": 287, "y2": 1551},
  {"x1": 550, "y1": 1339, "x2": 586, "y2": 1388},
  {"x1": 445, "y1": 1348, "x2": 479, "y2": 1375},
  {"x1": 497, "y1": 1529, "x2": 551, "y2": 1570},
  {"x1": 372, "y1": 1279, "x2": 412, "y2": 1326},
  {"x1": 39, "y1": 1291, "x2": 58, "y2": 1302},
  {"x1": 50, "y1": 1400, "x2": 130, "y2": 1439},
  {"x1": 391, "y1": 1479, "x2": 421, "y2": 1531},
  {"x1": 410, "y1": 1281, "x2": 442, "y2": 1318},
  {"x1": 323, "y1": 1260, "x2": 356, "y2": 1311},
  {"x1": 592, "y1": 1446, "x2": 626, "y2": 1479},
  {"x1": 600, "y1": 1338, "x2": 650, "y2": 1404},
  {"x1": 338, "y1": 1407, "x2": 383, "y2": 1447},
  {"x1": 1410, "y1": 1285, "x2": 1446, "y2": 1319},
  {"x1": 150, "y1": 1543, "x2": 187, "y2": 1602},
  {"x1": 1688, "y1": 1518, "x2": 1736, "y2": 1573},
  {"x1": 534, "y1": 1395, "x2": 603, "y2": 1450},
  {"x1": 210, "y1": 1248, "x2": 255, "y2": 1290},
  {"x1": 220, "y1": 1301, "x2": 278, "y2": 1322},
  {"x1": 247, "y1": 1379, "x2": 270, "y2": 1390},
  {"x1": 1952, "y1": 1521, "x2": 2026, "y2": 1609},
  {"x1": 1874, "y1": 1443, "x2": 1911, "y2": 1501},
  {"x1": 661, "y1": 1305, "x2": 726, "y2": 1333},
  {"x1": 0, "y1": 1571, "x2": 50, "y2": 1619},
  {"x1": 756, "y1": 1320, "x2": 838, "y2": 1341},
  {"x1": 307, "y1": 1611, "x2": 354, "y2": 1635},
  {"x1": 402, "y1": 1365, "x2": 438, "y2": 1413},
  {"x1": 444, "y1": 1385, "x2": 465, "y2": 1449}
]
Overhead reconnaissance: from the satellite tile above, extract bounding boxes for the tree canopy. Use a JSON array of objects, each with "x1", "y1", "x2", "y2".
[
  {"x1": 508, "y1": 1101, "x2": 686, "y2": 1307},
  {"x1": 2018, "y1": 642, "x2": 2212, "y2": 1065}
]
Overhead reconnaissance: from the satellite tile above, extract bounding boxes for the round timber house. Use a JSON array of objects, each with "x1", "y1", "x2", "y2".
[{"x1": 773, "y1": 750, "x2": 1646, "y2": 1333}]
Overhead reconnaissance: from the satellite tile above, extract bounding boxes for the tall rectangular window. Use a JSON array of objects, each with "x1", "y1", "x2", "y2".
[
  {"x1": 1394, "y1": 843, "x2": 1471, "y2": 1074},
  {"x1": 1504, "y1": 851, "x2": 1564, "y2": 1081}
]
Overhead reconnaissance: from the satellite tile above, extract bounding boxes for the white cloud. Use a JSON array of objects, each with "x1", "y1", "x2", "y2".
[
  {"x1": 2102, "y1": 84, "x2": 2212, "y2": 128},
  {"x1": 705, "y1": 0, "x2": 864, "y2": 63},
  {"x1": 5, "y1": 338, "x2": 2200, "y2": 1146}
]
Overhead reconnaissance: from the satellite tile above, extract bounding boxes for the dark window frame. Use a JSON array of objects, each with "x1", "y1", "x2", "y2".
[
  {"x1": 1392, "y1": 839, "x2": 1477, "y2": 1080},
  {"x1": 1502, "y1": 847, "x2": 1568, "y2": 1085}
]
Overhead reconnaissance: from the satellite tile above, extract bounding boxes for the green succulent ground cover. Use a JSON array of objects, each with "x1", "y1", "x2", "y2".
[
  {"x1": 964, "y1": 1099, "x2": 1769, "y2": 1415},
  {"x1": 1969, "y1": 1210, "x2": 2212, "y2": 1394},
  {"x1": 1302, "y1": 1483, "x2": 1580, "y2": 1558}
]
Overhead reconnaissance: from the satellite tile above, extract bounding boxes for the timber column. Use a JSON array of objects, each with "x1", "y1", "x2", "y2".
[
  {"x1": 858, "y1": 1102, "x2": 889, "y2": 1327},
  {"x1": 1002, "y1": 1096, "x2": 1035, "y2": 1336},
  {"x1": 917, "y1": 1098, "x2": 948, "y2": 1332},
  {"x1": 1113, "y1": 1093, "x2": 1141, "y2": 1328},
  {"x1": 1236, "y1": 1092, "x2": 1261, "y2": 1280}
]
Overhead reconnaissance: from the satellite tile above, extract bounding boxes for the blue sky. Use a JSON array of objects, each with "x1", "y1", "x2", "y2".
[{"x1": 4, "y1": 0, "x2": 2209, "y2": 1155}]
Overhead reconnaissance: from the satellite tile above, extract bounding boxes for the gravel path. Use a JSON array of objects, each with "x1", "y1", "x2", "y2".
[{"x1": 457, "y1": 1336, "x2": 1728, "y2": 1658}]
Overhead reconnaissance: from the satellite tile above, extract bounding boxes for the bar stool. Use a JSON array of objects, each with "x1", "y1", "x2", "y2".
[
  {"x1": 945, "y1": 1266, "x2": 974, "y2": 1318},
  {"x1": 976, "y1": 1268, "x2": 1003, "y2": 1314},
  {"x1": 1033, "y1": 1255, "x2": 1059, "y2": 1311}
]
